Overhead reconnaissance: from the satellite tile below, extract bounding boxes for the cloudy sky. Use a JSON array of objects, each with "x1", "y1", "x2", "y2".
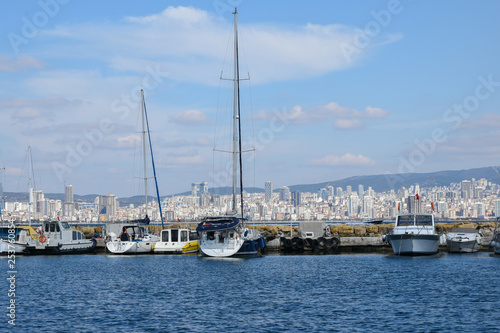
[{"x1": 1, "y1": 0, "x2": 499, "y2": 197}]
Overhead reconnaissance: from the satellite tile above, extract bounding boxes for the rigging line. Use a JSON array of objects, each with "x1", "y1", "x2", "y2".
[
  {"x1": 17, "y1": 147, "x2": 29, "y2": 191},
  {"x1": 235, "y1": 10, "x2": 244, "y2": 220},
  {"x1": 142, "y1": 90, "x2": 164, "y2": 229}
]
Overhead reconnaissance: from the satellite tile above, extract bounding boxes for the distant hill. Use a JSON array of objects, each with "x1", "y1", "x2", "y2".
[
  {"x1": 286, "y1": 166, "x2": 500, "y2": 193},
  {"x1": 4, "y1": 166, "x2": 499, "y2": 202},
  {"x1": 3, "y1": 192, "x2": 101, "y2": 203}
]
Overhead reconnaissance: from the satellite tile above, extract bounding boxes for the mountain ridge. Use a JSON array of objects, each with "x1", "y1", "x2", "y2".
[{"x1": 3, "y1": 165, "x2": 499, "y2": 206}]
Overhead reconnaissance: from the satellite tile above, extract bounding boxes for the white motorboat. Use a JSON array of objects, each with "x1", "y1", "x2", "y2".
[
  {"x1": 385, "y1": 213, "x2": 440, "y2": 255},
  {"x1": 106, "y1": 90, "x2": 164, "y2": 254},
  {"x1": 0, "y1": 225, "x2": 28, "y2": 255},
  {"x1": 446, "y1": 227, "x2": 481, "y2": 253},
  {"x1": 196, "y1": 9, "x2": 265, "y2": 257},
  {"x1": 154, "y1": 228, "x2": 199, "y2": 254},
  {"x1": 24, "y1": 219, "x2": 96, "y2": 254}
]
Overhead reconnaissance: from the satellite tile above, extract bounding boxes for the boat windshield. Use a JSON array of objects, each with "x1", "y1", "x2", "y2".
[
  {"x1": 61, "y1": 222, "x2": 70, "y2": 229},
  {"x1": 415, "y1": 215, "x2": 433, "y2": 226},
  {"x1": 397, "y1": 215, "x2": 414, "y2": 226}
]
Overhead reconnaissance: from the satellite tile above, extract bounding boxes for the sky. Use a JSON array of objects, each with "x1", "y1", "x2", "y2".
[{"x1": 1, "y1": 0, "x2": 500, "y2": 197}]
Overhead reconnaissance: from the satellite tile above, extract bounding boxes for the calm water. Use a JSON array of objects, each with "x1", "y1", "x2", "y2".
[{"x1": 1, "y1": 252, "x2": 499, "y2": 332}]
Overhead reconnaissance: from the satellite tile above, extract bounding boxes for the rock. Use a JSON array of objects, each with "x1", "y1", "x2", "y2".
[{"x1": 354, "y1": 226, "x2": 366, "y2": 235}]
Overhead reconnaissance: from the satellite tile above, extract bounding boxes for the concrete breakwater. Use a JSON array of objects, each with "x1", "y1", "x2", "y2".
[{"x1": 73, "y1": 222, "x2": 497, "y2": 253}]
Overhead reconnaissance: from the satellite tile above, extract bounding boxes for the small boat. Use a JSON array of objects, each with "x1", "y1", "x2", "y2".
[
  {"x1": 24, "y1": 219, "x2": 96, "y2": 255},
  {"x1": 0, "y1": 225, "x2": 29, "y2": 255},
  {"x1": 182, "y1": 240, "x2": 200, "y2": 254},
  {"x1": 106, "y1": 225, "x2": 157, "y2": 254},
  {"x1": 196, "y1": 9, "x2": 265, "y2": 257},
  {"x1": 384, "y1": 213, "x2": 440, "y2": 255},
  {"x1": 446, "y1": 227, "x2": 481, "y2": 253},
  {"x1": 364, "y1": 219, "x2": 384, "y2": 224},
  {"x1": 154, "y1": 228, "x2": 199, "y2": 254},
  {"x1": 106, "y1": 90, "x2": 163, "y2": 254}
]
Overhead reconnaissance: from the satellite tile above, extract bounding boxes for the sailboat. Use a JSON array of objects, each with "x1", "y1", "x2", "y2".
[
  {"x1": 0, "y1": 146, "x2": 35, "y2": 255},
  {"x1": 196, "y1": 9, "x2": 266, "y2": 257},
  {"x1": 106, "y1": 90, "x2": 162, "y2": 254}
]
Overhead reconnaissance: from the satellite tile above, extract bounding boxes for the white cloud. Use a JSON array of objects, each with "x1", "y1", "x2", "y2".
[
  {"x1": 0, "y1": 55, "x2": 46, "y2": 72},
  {"x1": 170, "y1": 109, "x2": 211, "y2": 125},
  {"x1": 309, "y1": 153, "x2": 375, "y2": 166},
  {"x1": 254, "y1": 102, "x2": 389, "y2": 129},
  {"x1": 334, "y1": 118, "x2": 364, "y2": 129},
  {"x1": 459, "y1": 113, "x2": 500, "y2": 131},
  {"x1": 166, "y1": 155, "x2": 204, "y2": 165},
  {"x1": 40, "y1": 6, "x2": 398, "y2": 85}
]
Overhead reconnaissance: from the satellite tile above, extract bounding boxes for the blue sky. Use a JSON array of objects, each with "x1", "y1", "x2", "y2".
[{"x1": 1, "y1": 0, "x2": 499, "y2": 197}]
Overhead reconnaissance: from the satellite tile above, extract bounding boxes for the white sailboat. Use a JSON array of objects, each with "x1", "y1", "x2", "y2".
[
  {"x1": 196, "y1": 9, "x2": 265, "y2": 257},
  {"x1": 1, "y1": 146, "x2": 36, "y2": 254},
  {"x1": 106, "y1": 90, "x2": 161, "y2": 254}
]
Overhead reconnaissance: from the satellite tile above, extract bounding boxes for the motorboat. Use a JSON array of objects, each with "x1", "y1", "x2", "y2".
[
  {"x1": 446, "y1": 227, "x2": 481, "y2": 253},
  {"x1": 384, "y1": 213, "x2": 440, "y2": 255},
  {"x1": 106, "y1": 225, "x2": 158, "y2": 254},
  {"x1": 0, "y1": 225, "x2": 28, "y2": 255},
  {"x1": 196, "y1": 9, "x2": 265, "y2": 257},
  {"x1": 24, "y1": 219, "x2": 96, "y2": 254},
  {"x1": 154, "y1": 228, "x2": 199, "y2": 254}
]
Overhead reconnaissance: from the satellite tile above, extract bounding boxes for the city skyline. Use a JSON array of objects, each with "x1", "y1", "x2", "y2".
[
  {"x1": 1, "y1": 1, "x2": 500, "y2": 197},
  {"x1": 2, "y1": 175, "x2": 500, "y2": 224}
]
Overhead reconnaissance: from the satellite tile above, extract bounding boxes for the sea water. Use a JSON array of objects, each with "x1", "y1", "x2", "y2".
[{"x1": 1, "y1": 253, "x2": 499, "y2": 332}]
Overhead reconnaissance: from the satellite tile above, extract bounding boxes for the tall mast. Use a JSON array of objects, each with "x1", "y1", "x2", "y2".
[
  {"x1": 142, "y1": 89, "x2": 165, "y2": 229},
  {"x1": 28, "y1": 146, "x2": 34, "y2": 227},
  {"x1": 141, "y1": 90, "x2": 148, "y2": 219},
  {"x1": 232, "y1": 8, "x2": 245, "y2": 218},
  {"x1": 232, "y1": 9, "x2": 239, "y2": 214}
]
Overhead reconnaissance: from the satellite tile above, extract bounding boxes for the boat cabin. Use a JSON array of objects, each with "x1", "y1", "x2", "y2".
[
  {"x1": 119, "y1": 225, "x2": 147, "y2": 241},
  {"x1": 396, "y1": 214, "x2": 434, "y2": 227},
  {"x1": 160, "y1": 229, "x2": 198, "y2": 243}
]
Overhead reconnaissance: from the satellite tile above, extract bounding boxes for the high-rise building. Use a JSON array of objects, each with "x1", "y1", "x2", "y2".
[
  {"x1": 64, "y1": 184, "x2": 73, "y2": 203},
  {"x1": 279, "y1": 186, "x2": 291, "y2": 201},
  {"x1": 358, "y1": 184, "x2": 364, "y2": 199},
  {"x1": 461, "y1": 180, "x2": 472, "y2": 199},
  {"x1": 201, "y1": 182, "x2": 208, "y2": 195},
  {"x1": 99, "y1": 194, "x2": 117, "y2": 220},
  {"x1": 265, "y1": 181, "x2": 273, "y2": 201},
  {"x1": 318, "y1": 188, "x2": 328, "y2": 201},
  {"x1": 363, "y1": 195, "x2": 373, "y2": 218},
  {"x1": 291, "y1": 190, "x2": 301, "y2": 207},
  {"x1": 335, "y1": 187, "x2": 343, "y2": 197},
  {"x1": 407, "y1": 195, "x2": 421, "y2": 214},
  {"x1": 348, "y1": 194, "x2": 359, "y2": 217},
  {"x1": 495, "y1": 199, "x2": 500, "y2": 217},
  {"x1": 346, "y1": 186, "x2": 352, "y2": 195},
  {"x1": 191, "y1": 183, "x2": 200, "y2": 197}
]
